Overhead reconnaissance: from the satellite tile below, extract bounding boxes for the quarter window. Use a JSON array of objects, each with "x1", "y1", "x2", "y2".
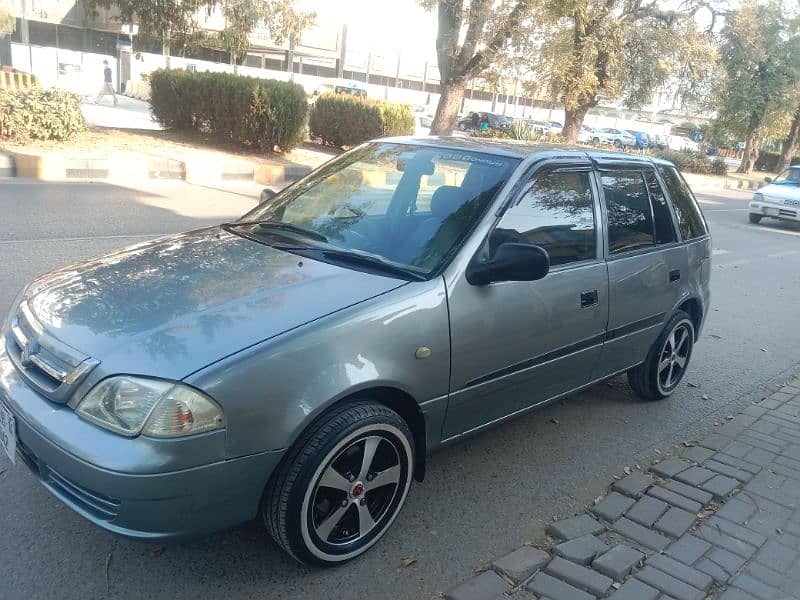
[
  {"x1": 644, "y1": 171, "x2": 677, "y2": 244},
  {"x1": 492, "y1": 170, "x2": 596, "y2": 267},
  {"x1": 657, "y1": 165, "x2": 708, "y2": 239},
  {"x1": 601, "y1": 171, "x2": 655, "y2": 253}
]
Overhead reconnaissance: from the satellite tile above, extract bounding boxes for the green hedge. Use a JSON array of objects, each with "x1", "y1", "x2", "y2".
[
  {"x1": 149, "y1": 69, "x2": 307, "y2": 151},
  {"x1": 651, "y1": 148, "x2": 727, "y2": 176},
  {"x1": 0, "y1": 87, "x2": 85, "y2": 141},
  {"x1": 309, "y1": 93, "x2": 414, "y2": 147}
]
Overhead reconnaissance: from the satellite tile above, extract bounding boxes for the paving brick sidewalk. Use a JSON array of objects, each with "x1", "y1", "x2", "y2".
[{"x1": 444, "y1": 375, "x2": 800, "y2": 600}]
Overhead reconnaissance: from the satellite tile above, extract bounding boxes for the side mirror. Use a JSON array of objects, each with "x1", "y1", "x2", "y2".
[
  {"x1": 260, "y1": 188, "x2": 277, "y2": 204},
  {"x1": 764, "y1": 177, "x2": 773, "y2": 183},
  {"x1": 466, "y1": 243, "x2": 550, "y2": 286}
]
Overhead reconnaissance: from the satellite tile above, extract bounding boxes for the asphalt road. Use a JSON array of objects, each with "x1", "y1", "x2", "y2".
[{"x1": 0, "y1": 179, "x2": 799, "y2": 600}]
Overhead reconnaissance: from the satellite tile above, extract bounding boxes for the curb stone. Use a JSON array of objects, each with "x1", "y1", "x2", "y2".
[{"x1": 442, "y1": 374, "x2": 800, "y2": 599}]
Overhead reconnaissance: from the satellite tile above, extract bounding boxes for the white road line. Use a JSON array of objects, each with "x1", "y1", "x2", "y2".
[
  {"x1": 746, "y1": 225, "x2": 800, "y2": 237},
  {"x1": 714, "y1": 259, "x2": 752, "y2": 268},
  {"x1": 703, "y1": 208, "x2": 749, "y2": 212},
  {"x1": 698, "y1": 199, "x2": 724, "y2": 205},
  {"x1": 768, "y1": 250, "x2": 800, "y2": 258},
  {"x1": 0, "y1": 233, "x2": 163, "y2": 245},
  {"x1": 712, "y1": 249, "x2": 730, "y2": 256}
]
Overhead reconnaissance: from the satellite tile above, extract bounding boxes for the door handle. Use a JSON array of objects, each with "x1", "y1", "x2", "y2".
[
  {"x1": 580, "y1": 290, "x2": 599, "y2": 308},
  {"x1": 669, "y1": 269, "x2": 681, "y2": 282}
]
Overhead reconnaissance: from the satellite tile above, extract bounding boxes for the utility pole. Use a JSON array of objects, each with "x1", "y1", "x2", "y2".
[{"x1": 336, "y1": 24, "x2": 347, "y2": 79}]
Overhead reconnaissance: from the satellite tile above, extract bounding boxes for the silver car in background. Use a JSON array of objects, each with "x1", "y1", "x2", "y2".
[{"x1": 0, "y1": 138, "x2": 710, "y2": 566}]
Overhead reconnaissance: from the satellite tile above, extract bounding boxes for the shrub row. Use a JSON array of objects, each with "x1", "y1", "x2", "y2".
[
  {"x1": 0, "y1": 87, "x2": 85, "y2": 141},
  {"x1": 309, "y1": 93, "x2": 414, "y2": 147},
  {"x1": 651, "y1": 148, "x2": 727, "y2": 176},
  {"x1": 149, "y1": 69, "x2": 307, "y2": 151}
]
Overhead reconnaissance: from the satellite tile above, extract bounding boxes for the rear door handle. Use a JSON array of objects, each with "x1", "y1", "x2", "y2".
[
  {"x1": 580, "y1": 289, "x2": 599, "y2": 308},
  {"x1": 669, "y1": 269, "x2": 681, "y2": 282}
]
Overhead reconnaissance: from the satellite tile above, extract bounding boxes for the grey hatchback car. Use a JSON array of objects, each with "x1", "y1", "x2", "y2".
[{"x1": 0, "y1": 138, "x2": 710, "y2": 565}]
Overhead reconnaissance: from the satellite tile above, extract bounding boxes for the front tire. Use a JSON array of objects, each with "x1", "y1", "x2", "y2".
[
  {"x1": 749, "y1": 213, "x2": 762, "y2": 224},
  {"x1": 264, "y1": 401, "x2": 415, "y2": 566},
  {"x1": 627, "y1": 311, "x2": 695, "y2": 401}
]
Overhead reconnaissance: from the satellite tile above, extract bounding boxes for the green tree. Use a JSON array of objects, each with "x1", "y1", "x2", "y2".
[
  {"x1": 220, "y1": 0, "x2": 314, "y2": 73},
  {"x1": 534, "y1": 0, "x2": 714, "y2": 144},
  {"x1": 777, "y1": 107, "x2": 800, "y2": 173},
  {"x1": 0, "y1": 7, "x2": 15, "y2": 38},
  {"x1": 421, "y1": 0, "x2": 537, "y2": 135},
  {"x1": 715, "y1": 2, "x2": 800, "y2": 174}
]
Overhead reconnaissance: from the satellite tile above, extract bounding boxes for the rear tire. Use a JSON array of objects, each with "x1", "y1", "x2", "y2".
[
  {"x1": 264, "y1": 401, "x2": 415, "y2": 566},
  {"x1": 749, "y1": 213, "x2": 762, "y2": 224},
  {"x1": 627, "y1": 310, "x2": 695, "y2": 401}
]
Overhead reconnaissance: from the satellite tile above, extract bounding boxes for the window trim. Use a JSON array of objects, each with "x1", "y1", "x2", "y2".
[
  {"x1": 643, "y1": 167, "x2": 681, "y2": 245},
  {"x1": 483, "y1": 161, "x2": 603, "y2": 271},
  {"x1": 655, "y1": 164, "x2": 710, "y2": 242}
]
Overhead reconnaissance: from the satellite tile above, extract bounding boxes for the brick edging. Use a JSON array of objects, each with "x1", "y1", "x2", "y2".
[{"x1": 444, "y1": 375, "x2": 800, "y2": 600}]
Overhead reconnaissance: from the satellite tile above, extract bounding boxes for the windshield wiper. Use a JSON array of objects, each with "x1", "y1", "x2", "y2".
[
  {"x1": 285, "y1": 246, "x2": 426, "y2": 281},
  {"x1": 223, "y1": 220, "x2": 328, "y2": 243}
]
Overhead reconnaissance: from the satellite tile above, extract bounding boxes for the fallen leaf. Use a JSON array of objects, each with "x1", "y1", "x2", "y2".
[
  {"x1": 150, "y1": 547, "x2": 164, "y2": 557},
  {"x1": 594, "y1": 495, "x2": 604, "y2": 505},
  {"x1": 701, "y1": 394, "x2": 710, "y2": 401},
  {"x1": 612, "y1": 582, "x2": 622, "y2": 590},
  {"x1": 777, "y1": 528, "x2": 784, "y2": 535},
  {"x1": 726, "y1": 415, "x2": 735, "y2": 420},
  {"x1": 401, "y1": 557, "x2": 417, "y2": 568},
  {"x1": 550, "y1": 418, "x2": 559, "y2": 425},
  {"x1": 761, "y1": 348, "x2": 767, "y2": 352},
  {"x1": 687, "y1": 382, "x2": 699, "y2": 388},
  {"x1": 682, "y1": 441, "x2": 694, "y2": 447},
  {"x1": 623, "y1": 466, "x2": 632, "y2": 475}
]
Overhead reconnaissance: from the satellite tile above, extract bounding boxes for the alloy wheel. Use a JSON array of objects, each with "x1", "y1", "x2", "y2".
[{"x1": 657, "y1": 321, "x2": 693, "y2": 394}]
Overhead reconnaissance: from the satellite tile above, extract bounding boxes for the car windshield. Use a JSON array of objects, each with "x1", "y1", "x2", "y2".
[
  {"x1": 231, "y1": 142, "x2": 520, "y2": 278},
  {"x1": 773, "y1": 167, "x2": 800, "y2": 186}
]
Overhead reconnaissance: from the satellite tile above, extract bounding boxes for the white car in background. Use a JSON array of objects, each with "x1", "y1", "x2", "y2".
[
  {"x1": 596, "y1": 128, "x2": 636, "y2": 147},
  {"x1": 415, "y1": 115, "x2": 433, "y2": 136},
  {"x1": 578, "y1": 125, "x2": 599, "y2": 144},
  {"x1": 668, "y1": 136, "x2": 700, "y2": 152},
  {"x1": 749, "y1": 166, "x2": 800, "y2": 225}
]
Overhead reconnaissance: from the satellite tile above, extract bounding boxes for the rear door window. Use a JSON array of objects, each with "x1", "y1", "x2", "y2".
[
  {"x1": 644, "y1": 171, "x2": 677, "y2": 244},
  {"x1": 600, "y1": 171, "x2": 655, "y2": 254},
  {"x1": 657, "y1": 165, "x2": 708, "y2": 240}
]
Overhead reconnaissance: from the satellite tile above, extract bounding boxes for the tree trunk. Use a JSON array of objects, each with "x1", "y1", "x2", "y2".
[
  {"x1": 562, "y1": 102, "x2": 591, "y2": 144},
  {"x1": 430, "y1": 78, "x2": 467, "y2": 136},
  {"x1": 737, "y1": 130, "x2": 760, "y2": 174},
  {"x1": 777, "y1": 109, "x2": 800, "y2": 173}
]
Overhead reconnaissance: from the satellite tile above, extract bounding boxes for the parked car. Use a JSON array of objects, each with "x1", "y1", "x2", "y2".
[
  {"x1": 626, "y1": 130, "x2": 650, "y2": 149},
  {"x1": 548, "y1": 121, "x2": 564, "y2": 136},
  {"x1": 651, "y1": 134, "x2": 669, "y2": 150},
  {"x1": 749, "y1": 165, "x2": 800, "y2": 225},
  {"x1": 1, "y1": 138, "x2": 710, "y2": 566},
  {"x1": 457, "y1": 112, "x2": 511, "y2": 132},
  {"x1": 414, "y1": 114, "x2": 433, "y2": 136},
  {"x1": 578, "y1": 125, "x2": 599, "y2": 144},
  {"x1": 668, "y1": 136, "x2": 700, "y2": 152},
  {"x1": 596, "y1": 128, "x2": 637, "y2": 147}
]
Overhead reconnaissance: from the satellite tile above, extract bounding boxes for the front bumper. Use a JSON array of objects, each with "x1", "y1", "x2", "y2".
[
  {"x1": 750, "y1": 200, "x2": 800, "y2": 222},
  {"x1": 0, "y1": 347, "x2": 285, "y2": 540}
]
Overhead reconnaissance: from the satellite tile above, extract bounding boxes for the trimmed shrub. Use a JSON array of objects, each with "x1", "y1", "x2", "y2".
[
  {"x1": 711, "y1": 157, "x2": 728, "y2": 176},
  {"x1": 309, "y1": 93, "x2": 414, "y2": 147},
  {"x1": 149, "y1": 69, "x2": 307, "y2": 152},
  {"x1": 0, "y1": 87, "x2": 85, "y2": 141},
  {"x1": 651, "y1": 148, "x2": 719, "y2": 175}
]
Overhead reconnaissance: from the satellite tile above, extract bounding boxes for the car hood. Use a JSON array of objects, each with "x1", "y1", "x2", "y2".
[
  {"x1": 20, "y1": 227, "x2": 406, "y2": 379},
  {"x1": 761, "y1": 183, "x2": 800, "y2": 201}
]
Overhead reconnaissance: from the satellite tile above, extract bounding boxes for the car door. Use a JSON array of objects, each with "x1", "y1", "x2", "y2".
[
  {"x1": 594, "y1": 163, "x2": 688, "y2": 376},
  {"x1": 442, "y1": 161, "x2": 609, "y2": 440}
]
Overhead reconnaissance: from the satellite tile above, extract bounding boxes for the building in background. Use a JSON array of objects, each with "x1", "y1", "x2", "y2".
[{"x1": 0, "y1": 0, "x2": 711, "y2": 137}]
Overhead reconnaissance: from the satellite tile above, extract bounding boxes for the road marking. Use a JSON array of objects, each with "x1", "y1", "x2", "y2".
[
  {"x1": 714, "y1": 259, "x2": 752, "y2": 268},
  {"x1": 698, "y1": 199, "x2": 724, "y2": 205},
  {"x1": 0, "y1": 233, "x2": 163, "y2": 245},
  {"x1": 768, "y1": 250, "x2": 800, "y2": 258},
  {"x1": 703, "y1": 208, "x2": 749, "y2": 212},
  {"x1": 746, "y1": 225, "x2": 800, "y2": 237},
  {"x1": 712, "y1": 249, "x2": 730, "y2": 256}
]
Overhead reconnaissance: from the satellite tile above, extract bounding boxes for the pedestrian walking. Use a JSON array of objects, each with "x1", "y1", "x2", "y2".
[{"x1": 95, "y1": 60, "x2": 117, "y2": 106}]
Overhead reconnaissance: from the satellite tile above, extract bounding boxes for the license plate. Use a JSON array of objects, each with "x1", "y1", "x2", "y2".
[{"x1": 0, "y1": 402, "x2": 16, "y2": 465}]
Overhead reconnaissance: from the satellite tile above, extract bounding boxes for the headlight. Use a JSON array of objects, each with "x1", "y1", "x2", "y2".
[
  {"x1": 76, "y1": 376, "x2": 225, "y2": 438},
  {"x1": 753, "y1": 193, "x2": 764, "y2": 203}
]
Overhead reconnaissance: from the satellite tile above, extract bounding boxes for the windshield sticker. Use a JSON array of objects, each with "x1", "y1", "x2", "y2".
[{"x1": 438, "y1": 152, "x2": 506, "y2": 168}]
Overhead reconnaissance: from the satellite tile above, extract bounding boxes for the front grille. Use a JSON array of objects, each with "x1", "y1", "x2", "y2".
[
  {"x1": 5, "y1": 300, "x2": 99, "y2": 403},
  {"x1": 17, "y1": 439, "x2": 120, "y2": 520},
  {"x1": 779, "y1": 209, "x2": 797, "y2": 217}
]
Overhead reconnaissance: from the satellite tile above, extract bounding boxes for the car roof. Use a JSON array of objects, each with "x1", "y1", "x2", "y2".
[{"x1": 378, "y1": 136, "x2": 674, "y2": 167}]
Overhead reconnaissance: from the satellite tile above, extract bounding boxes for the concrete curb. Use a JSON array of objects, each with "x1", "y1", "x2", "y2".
[
  {"x1": 444, "y1": 375, "x2": 800, "y2": 600},
  {"x1": 0, "y1": 150, "x2": 312, "y2": 186},
  {"x1": 682, "y1": 172, "x2": 763, "y2": 194}
]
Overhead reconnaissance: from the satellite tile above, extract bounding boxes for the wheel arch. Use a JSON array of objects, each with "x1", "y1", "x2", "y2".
[{"x1": 676, "y1": 297, "x2": 703, "y2": 338}]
